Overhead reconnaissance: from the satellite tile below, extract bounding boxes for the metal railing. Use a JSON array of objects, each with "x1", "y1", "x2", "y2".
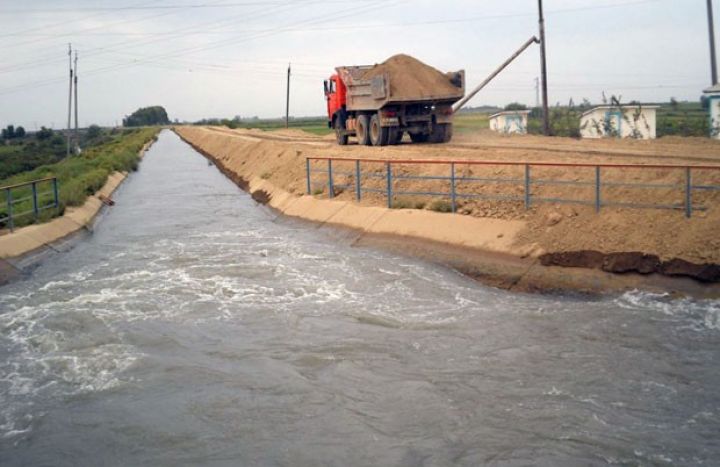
[
  {"x1": 1, "y1": 177, "x2": 59, "y2": 232},
  {"x1": 305, "y1": 157, "x2": 720, "y2": 218}
]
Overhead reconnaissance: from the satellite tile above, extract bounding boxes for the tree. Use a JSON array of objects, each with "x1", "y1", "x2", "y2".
[
  {"x1": 122, "y1": 106, "x2": 170, "y2": 127},
  {"x1": 2, "y1": 124, "x2": 15, "y2": 139},
  {"x1": 504, "y1": 102, "x2": 528, "y2": 111},
  {"x1": 15, "y1": 126, "x2": 25, "y2": 138},
  {"x1": 86, "y1": 124, "x2": 102, "y2": 139},
  {"x1": 36, "y1": 126, "x2": 53, "y2": 140}
]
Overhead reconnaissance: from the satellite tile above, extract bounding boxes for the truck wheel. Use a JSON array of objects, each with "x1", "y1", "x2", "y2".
[
  {"x1": 409, "y1": 132, "x2": 429, "y2": 143},
  {"x1": 430, "y1": 123, "x2": 451, "y2": 143},
  {"x1": 356, "y1": 115, "x2": 371, "y2": 146},
  {"x1": 369, "y1": 114, "x2": 389, "y2": 146},
  {"x1": 336, "y1": 129, "x2": 349, "y2": 145}
]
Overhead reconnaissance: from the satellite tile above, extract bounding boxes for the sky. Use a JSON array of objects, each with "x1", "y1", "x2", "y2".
[{"x1": 0, "y1": 0, "x2": 716, "y2": 129}]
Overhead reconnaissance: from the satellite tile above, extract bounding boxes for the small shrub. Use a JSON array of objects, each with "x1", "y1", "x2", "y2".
[
  {"x1": 312, "y1": 188, "x2": 324, "y2": 195},
  {"x1": 260, "y1": 172, "x2": 271, "y2": 180},
  {"x1": 428, "y1": 199, "x2": 453, "y2": 213}
]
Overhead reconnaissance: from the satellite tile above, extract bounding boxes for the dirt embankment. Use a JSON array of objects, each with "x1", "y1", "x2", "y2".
[{"x1": 175, "y1": 126, "x2": 720, "y2": 291}]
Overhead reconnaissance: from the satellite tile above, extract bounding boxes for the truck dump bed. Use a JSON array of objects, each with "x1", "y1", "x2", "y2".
[{"x1": 336, "y1": 54, "x2": 464, "y2": 112}]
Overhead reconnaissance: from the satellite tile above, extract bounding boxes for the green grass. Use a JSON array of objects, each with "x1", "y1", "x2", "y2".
[
  {"x1": 0, "y1": 128, "x2": 158, "y2": 230},
  {"x1": 453, "y1": 113, "x2": 490, "y2": 133}
]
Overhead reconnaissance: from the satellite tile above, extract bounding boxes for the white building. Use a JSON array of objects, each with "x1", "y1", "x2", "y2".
[
  {"x1": 489, "y1": 110, "x2": 531, "y2": 135},
  {"x1": 704, "y1": 84, "x2": 720, "y2": 139},
  {"x1": 579, "y1": 105, "x2": 659, "y2": 140}
]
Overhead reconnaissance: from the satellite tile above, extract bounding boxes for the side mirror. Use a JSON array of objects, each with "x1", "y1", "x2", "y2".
[{"x1": 323, "y1": 80, "x2": 329, "y2": 94}]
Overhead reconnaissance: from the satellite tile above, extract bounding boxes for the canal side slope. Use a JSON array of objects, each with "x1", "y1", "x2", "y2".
[
  {"x1": 0, "y1": 136, "x2": 157, "y2": 281},
  {"x1": 174, "y1": 126, "x2": 720, "y2": 295}
]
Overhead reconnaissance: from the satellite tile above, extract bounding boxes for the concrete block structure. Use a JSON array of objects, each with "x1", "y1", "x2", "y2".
[
  {"x1": 580, "y1": 105, "x2": 659, "y2": 139},
  {"x1": 489, "y1": 110, "x2": 531, "y2": 135},
  {"x1": 704, "y1": 84, "x2": 720, "y2": 139}
]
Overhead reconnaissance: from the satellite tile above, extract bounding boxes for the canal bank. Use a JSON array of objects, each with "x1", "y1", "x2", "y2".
[
  {"x1": 0, "y1": 136, "x2": 157, "y2": 285},
  {"x1": 174, "y1": 127, "x2": 720, "y2": 298}
]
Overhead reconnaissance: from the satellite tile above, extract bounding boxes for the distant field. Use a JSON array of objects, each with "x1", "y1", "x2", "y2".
[{"x1": 224, "y1": 101, "x2": 711, "y2": 139}]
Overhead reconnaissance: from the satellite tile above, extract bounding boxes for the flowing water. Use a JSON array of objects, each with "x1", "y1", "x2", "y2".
[{"x1": 1, "y1": 131, "x2": 719, "y2": 466}]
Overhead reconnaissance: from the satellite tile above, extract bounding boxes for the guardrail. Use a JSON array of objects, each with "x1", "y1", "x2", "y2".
[
  {"x1": 1, "y1": 177, "x2": 59, "y2": 232},
  {"x1": 305, "y1": 157, "x2": 720, "y2": 218}
]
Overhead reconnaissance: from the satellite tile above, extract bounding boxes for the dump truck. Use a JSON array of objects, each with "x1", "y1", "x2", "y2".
[{"x1": 324, "y1": 54, "x2": 465, "y2": 146}]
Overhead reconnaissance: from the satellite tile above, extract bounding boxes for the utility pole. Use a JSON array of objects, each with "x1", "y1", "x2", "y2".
[
  {"x1": 74, "y1": 50, "x2": 79, "y2": 148},
  {"x1": 708, "y1": 0, "x2": 718, "y2": 85},
  {"x1": 285, "y1": 63, "x2": 291, "y2": 129},
  {"x1": 535, "y1": 77, "x2": 540, "y2": 108},
  {"x1": 66, "y1": 43, "x2": 73, "y2": 157},
  {"x1": 538, "y1": 0, "x2": 550, "y2": 136}
]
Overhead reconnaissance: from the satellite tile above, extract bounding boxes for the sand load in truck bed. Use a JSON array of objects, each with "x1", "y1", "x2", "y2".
[{"x1": 360, "y1": 54, "x2": 461, "y2": 101}]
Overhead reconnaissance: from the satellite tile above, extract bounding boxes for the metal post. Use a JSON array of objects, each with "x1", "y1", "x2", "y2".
[
  {"x1": 31, "y1": 182, "x2": 38, "y2": 221},
  {"x1": 450, "y1": 163, "x2": 457, "y2": 213},
  {"x1": 285, "y1": 63, "x2": 291, "y2": 129},
  {"x1": 524, "y1": 164, "x2": 531, "y2": 209},
  {"x1": 67, "y1": 44, "x2": 73, "y2": 157},
  {"x1": 52, "y1": 178, "x2": 59, "y2": 209},
  {"x1": 685, "y1": 167, "x2": 693, "y2": 218},
  {"x1": 538, "y1": 0, "x2": 550, "y2": 136},
  {"x1": 386, "y1": 162, "x2": 393, "y2": 208},
  {"x1": 708, "y1": 0, "x2": 718, "y2": 85},
  {"x1": 328, "y1": 159, "x2": 334, "y2": 198},
  {"x1": 355, "y1": 160, "x2": 361, "y2": 201},
  {"x1": 6, "y1": 189, "x2": 13, "y2": 232},
  {"x1": 595, "y1": 166, "x2": 601, "y2": 213},
  {"x1": 306, "y1": 158, "x2": 311, "y2": 194}
]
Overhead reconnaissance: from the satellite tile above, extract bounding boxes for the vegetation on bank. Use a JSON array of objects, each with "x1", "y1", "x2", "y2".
[
  {"x1": 0, "y1": 127, "x2": 158, "y2": 230},
  {"x1": 0, "y1": 125, "x2": 113, "y2": 180}
]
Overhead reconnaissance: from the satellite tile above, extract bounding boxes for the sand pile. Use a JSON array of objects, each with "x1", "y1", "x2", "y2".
[{"x1": 361, "y1": 54, "x2": 461, "y2": 100}]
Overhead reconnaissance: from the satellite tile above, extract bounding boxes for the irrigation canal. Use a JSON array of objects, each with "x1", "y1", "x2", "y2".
[{"x1": 1, "y1": 130, "x2": 719, "y2": 466}]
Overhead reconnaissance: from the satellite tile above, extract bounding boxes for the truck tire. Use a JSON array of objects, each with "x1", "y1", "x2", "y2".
[
  {"x1": 356, "y1": 114, "x2": 371, "y2": 146},
  {"x1": 409, "y1": 132, "x2": 429, "y2": 143},
  {"x1": 334, "y1": 111, "x2": 349, "y2": 145},
  {"x1": 369, "y1": 114, "x2": 389, "y2": 146},
  {"x1": 430, "y1": 123, "x2": 452, "y2": 143},
  {"x1": 389, "y1": 128, "x2": 403, "y2": 145}
]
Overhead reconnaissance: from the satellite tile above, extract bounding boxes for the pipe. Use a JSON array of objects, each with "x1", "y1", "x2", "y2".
[{"x1": 453, "y1": 36, "x2": 539, "y2": 113}]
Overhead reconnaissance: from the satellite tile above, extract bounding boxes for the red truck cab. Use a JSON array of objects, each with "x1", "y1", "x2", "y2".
[{"x1": 324, "y1": 74, "x2": 346, "y2": 129}]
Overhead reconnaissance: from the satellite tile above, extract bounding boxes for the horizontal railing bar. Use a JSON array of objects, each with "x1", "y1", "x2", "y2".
[
  {"x1": 532, "y1": 179, "x2": 594, "y2": 187},
  {"x1": 456, "y1": 176, "x2": 524, "y2": 184},
  {"x1": 360, "y1": 188, "x2": 388, "y2": 194},
  {"x1": 456, "y1": 193, "x2": 525, "y2": 201},
  {"x1": 532, "y1": 197, "x2": 595, "y2": 206},
  {"x1": 599, "y1": 201, "x2": 684, "y2": 210},
  {"x1": 38, "y1": 204, "x2": 56, "y2": 211},
  {"x1": 306, "y1": 157, "x2": 720, "y2": 171},
  {"x1": 10, "y1": 195, "x2": 34, "y2": 204},
  {"x1": 602, "y1": 181, "x2": 680, "y2": 189},
  {"x1": 692, "y1": 185, "x2": 720, "y2": 191},
  {"x1": 0, "y1": 177, "x2": 57, "y2": 191},
  {"x1": 394, "y1": 175, "x2": 451, "y2": 181},
  {"x1": 394, "y1": 190, "x2": 451, "y2": 197}
]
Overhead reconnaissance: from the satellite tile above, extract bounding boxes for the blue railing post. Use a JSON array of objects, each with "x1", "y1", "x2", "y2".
[
  {"x1": 685, "y1": 167, "x2": 692, "y2": 218},
  {"x1": 386, "y1": 162, "x2": 392, "y2": 208},
  {"x1": 524, "y1": 164, "x2": 531, "y2": 209},
  {"x1": 305, "y1": 158, "x2": 311, "y2": 194},
  {"x1": 355, "y1": 160, "x2": 361, "y2": 201},
  {"x1": 595, "y1": 166, "x2": 601, "y2": 213},
  {"x1": 328, "y1": 159, "x2": 334, "y2": 198},
  {"x1": 6, "y1": 188, "x2": 13, "y2": 232},
  {"x1": 450, "y1": 162, "x2": 457, "y2": 213},
  {"x1": 31, "y1": 181, "x2": 39, "y2": 221},
  {"x1": 52, "y1": 178, "x2": 59, "y2": 210}
]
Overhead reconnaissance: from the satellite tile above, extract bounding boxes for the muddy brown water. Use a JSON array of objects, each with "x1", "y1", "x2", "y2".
[{"x1": 1, "y1": 131, "x2": 719, "y2": 466}]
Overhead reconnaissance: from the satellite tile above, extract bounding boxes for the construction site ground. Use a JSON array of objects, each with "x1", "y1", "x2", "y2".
[{"x1": 175, "y1": 126, "x2": 720, "y2": 291}]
